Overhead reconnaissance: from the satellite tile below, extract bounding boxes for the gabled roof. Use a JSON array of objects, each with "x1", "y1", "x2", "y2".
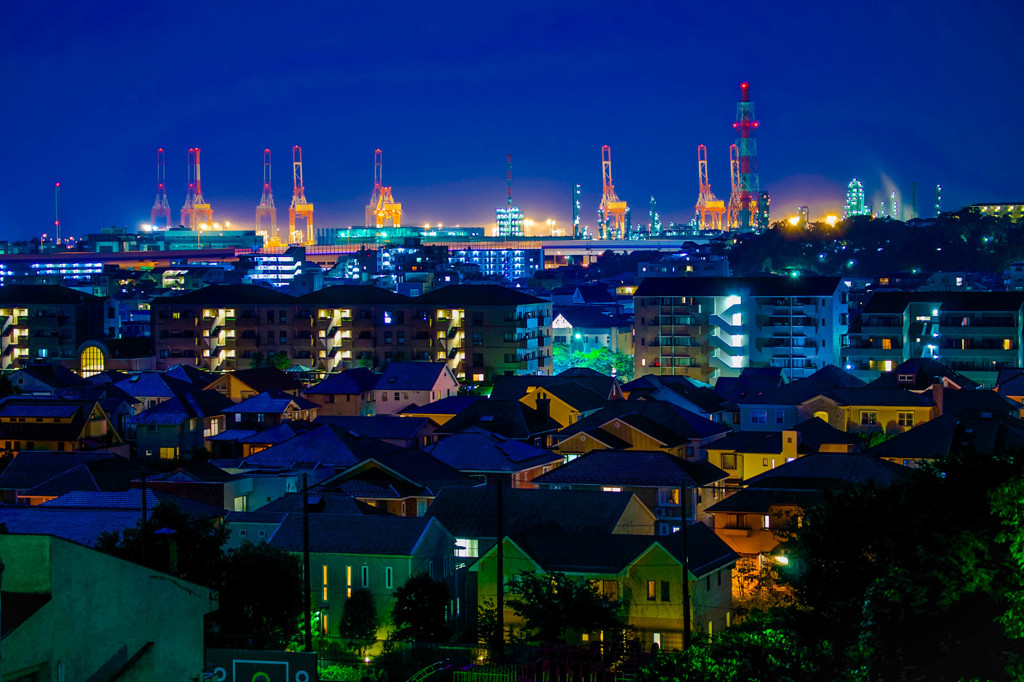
[
  {"x1": 425, "y1": 427, "x2": 562, "y2": 473},
  {"x1": 222, "y1": 390, "x2": 319, "y2": 415},
  {"x1": 375, "y1": 362, "x2": 453, "y2": 392},
  {"x1": 997, "y1": 368, "x2": 1024, "y2": 397},
  {"x1": 213, "y1": 368, "x2": 303, "y2": 394},
  {"x1": 740, "y1": 366, "x2": 867, "y2": 406},
  {"x1": 164, "y1": 364, "x2": 218, "y2": 386},
  {"x1": 130, "y1": 390, "x2": 232, "y2": 425},
  {"x1": 425, "y1": 487, "x2": 648, "y2": 538},
  {"x1": 113, "y1": 372, "x2": 196, "y2": 399},
  {"x1": 535, "y1": 382, "x2": 609, "y2": 413},
  {"x1": 42, "y1": 489, "x2": 226, "y2": 519},
  {"x1": 742, "y1": 453, "x2": 911, "y2": 489},
  {"x1": 0, "y1": 507, "x2": 147, "y2": 547},
  {"x1": 532, "y1": 450, "x2": 727, "y2": 488},
  {"x1": 823, "y1": 387, "x2": 933, "y2": 408},
  {"x1": 437, "y1": 399, "x2": 561, "y2": 440},
  {"x1": 258, "y1": 492, "x2": 389, "y2": 516},
  {"x1": 400, "y1": 395, "x2": 482, "y2": 416},
  {"x1": 491, "y1": 374, "x2": 620, "y2": 401},
  {"x1": 304, "y1": 368, "x2": 379, "y2": 396},
  {"x1": 867, "y1": 412, "x2": 1024, "y2": 461},
  {"x1": 0, "y1": 397, "x2": 107, "y2": 443},
  {"x1": 940, "y1": 389, "x2": 1020, "y2": 418},
  {"x1": 866, "y1": 358, "x2": 979, "y2": 391},
  {"x1": 556, "y1": 400, "x2": 729, "y2": 445},
  {"x1": 268, "y1": 514, "x2": 443, "y2": 555},
  {"x1": 314, "y1": 415, "x2": 431, "y2": 441},
  {"x1": 708, "y1": 417, "x2": 861, "y2": 455},
  {"x1": 0, "y1": 451, "x2": 112, "y2": 491},
  {"x1": 416, "y1": 284, "x2": 547, "y2": 306},
  {"x1": 240, "y1": 424, "x2": 398, "y2": 469},
  {"x1": 714, "y1": 367, "x2": 785, "y2": 404},
  {"x1": 11, "y1": 363, "x2": 88, "y2": 390},
  {"x1": 324, "y1": 448, "x2": 478, "y2": 497},
  {"x1": 153, "y1": 283, "x2": 295, "y2": 305}
]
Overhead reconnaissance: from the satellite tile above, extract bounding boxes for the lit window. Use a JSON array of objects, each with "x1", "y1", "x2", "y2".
[
  {"x1": 322, "y1": 565, "x2": 329, "y2": 601},
  {"x1": 455, "y1": 538, "x2": 479, "y2": 558},
  {"x1": 763, "y1": 514, "x2": 771, "y2": 529},
  {"x1": 602, "y1": 486, "x2": 622, "y2": 493},
  {"x1": 898, "y1": 412, "x2": 914, "y2": 427},
  {"x1": 346, "y1": 565, "x2": 352, "y2": 598},
  {"x1": 860, "y1": 411, "x2": 878, "y2": 426}
]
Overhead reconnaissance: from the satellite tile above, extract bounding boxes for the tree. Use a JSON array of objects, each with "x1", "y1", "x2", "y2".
[
  {"x1": 506, "y1": 571, "x2": 625, "y2": 646},
  {"x1": 339, "y1": 588, "x2": 379, "y2": 642},
  {"x1": 212, "y1": 540, "x2": 304, "y2": 650},
  {"x1": 390, "y1": 574, "x2": 451, "y2": 642},
  {"x1": 249, "y1": 351, "x2": 291, "y2": 370}
]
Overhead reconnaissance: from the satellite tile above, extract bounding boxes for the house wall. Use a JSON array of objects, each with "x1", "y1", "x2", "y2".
[{"x1": 0, "y1": 534, "x2": 213, "y2": 682}]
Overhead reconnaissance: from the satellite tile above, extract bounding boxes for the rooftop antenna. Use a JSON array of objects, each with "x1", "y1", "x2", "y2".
[{"x1": 54, "y1": 182, "x2": 61, "y2": 246}]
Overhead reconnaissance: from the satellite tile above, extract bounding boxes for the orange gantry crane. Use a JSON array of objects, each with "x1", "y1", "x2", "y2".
[
  {"x1": 256, "y1": 148, "x2": 278, "y2": 243},
  {"x1": 598, "y1": 145, "x2": 628, "y2": 239},
  {"x1": 368, "y1": 149, "x2": 402, "y2": 228},
  {"x1": 695, "y1": 144, "x2": 726, "y2": 230},
  {"x1": 288, "y1": 145, "x2": 314, "y2": 245},
  {"x1": 727, "y1": 143, "x2": 742, "y2": 228}
]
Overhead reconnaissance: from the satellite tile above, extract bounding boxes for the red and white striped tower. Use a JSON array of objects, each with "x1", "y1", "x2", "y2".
[{"x1": 732, "y1": 82, "x2": 760, "y2": 230}]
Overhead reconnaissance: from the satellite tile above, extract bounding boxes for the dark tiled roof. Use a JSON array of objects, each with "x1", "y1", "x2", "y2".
[
  {"x1": 218, "y1": 368, "x2": 303, "y2": 393},
  {"x1": 0, "y1": 284, "x2": 102, "y2": 305},
  {"x1": 0, "y1": 452, "x2": 111, "y2": 491},
  {"x1": 416, "y1": 284, "x2": 548, "y2": 306},
  {"x1": 635, "y1": 276, "x2": 842, "y2": 298},
  {"x1": 707, "y1": 488, "x2": 824, "y2": 514},
  {"x1": 154, "y1": 284, "x2": 295, "y2": 305},
  {"x1": 130, "y1": 390, "x2": 232, "y2": 425},
  {"x1": 826, "y1": 388, "x2": 933, "y2": 408},
  {"x1": 866, "y1": 358, "x2": 979, "y2": 391},
  {"x1": 438, "y1": 400, "x2": 560, "y2": 440},
  {"x1": 744, "y1": 453, "x2": 911, "y2": 489},
  {"x1": 490, "y1": 374, "x2": 618, "y2": 401},
  {"x1": 314, "y1": 415, "x2": 430, "y2": 441},
  {"x1": 298, "y1": 285, "x2": 413, "y2": 305},
  {"x1": 11, "y1": 363, "x2": 88, "y2": 390},
  {"x1": 532, "y1": 450, "x2": 726, "y2": 488},
  {"x1": 241, "y1": 424, "x2": 398, "y2": 469},
  {"x1": 344, "y1": 448, "x2": 479, "y2": 496},
  {"x1": 222, "y1": 390, "x2": 319, "y2": 415},
  {"x1": 114, "y1": 372, "x2": 195, "y2": 399},
  {"x1": 18, "y1": 456, "x2": 139, "y2": 498},
  {"x1": 268, "y1": 513, "x2": 440, "y2": 555},
  {"x1": 425, "y1": 487, "x2": 645, "y2": 538},
  {"x1": 540, "y1": 382, "x2": 609, "y2": 413},
  {"x1": 164, "y1": 364, "x2": 218, "y2": 386},
  {"x1": 375, "y1": 362, "x2": 451, "y2": 392},
  {"x1": 941, "y1": 389, "x2": 1020, "y2": 418},
  {"x1": 425, "y1": 428, "x2": 561, "y2": 473},
  {"x1": 709, "y1": 418, "x2": 861, "y2": 455},
  {"x1": 740, "y1": 367, "x2": 868, "y2": 406},
  {"x1": 258, "y1": 492, "x2": 388, "y2": 515},
  {"x1": 401, "y1": 396, "x2": 481, "y2": 416},
  {"x1": 42, "y1": 489, "x2": 226, "y2": 519},
  {"x1": 557, "y1": 400, "x2": 729, "y2": 444},
  {"x1": 304, "y1": 368, "x2": 379, "y2": 396},
  {"x1": 0, "y1": 507, "x2": 146, "y2": 546}
]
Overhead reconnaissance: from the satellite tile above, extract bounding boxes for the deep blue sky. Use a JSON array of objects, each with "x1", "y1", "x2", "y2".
[{"x1": 1, "y1": 0, "x2": 1021, "y2": 239}]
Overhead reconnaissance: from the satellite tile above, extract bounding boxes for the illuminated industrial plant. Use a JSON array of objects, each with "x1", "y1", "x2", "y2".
[
  {"x1": 288, "y1": 145, "x2": 314, "y2": 245},
  {"x1": 256, "y1": 149, "x2": 278, "y2": 243},
  {"x1": 727, "y1": 82, "x2": 761, "y2": 230},
  {"x1": 366, "y1": 149, "x2": 403, "y2": 231},
  {"x1": 597, "y1": 145, "x2": 628, "y2": 239},
  {"x1": 695, "y1": 144, "x2": 726, "y2": 230},
  {"x1": 844, "y1": 179, "x2": 869, "y2": 219},
  {"x1": 495, "y1": 154, "x2": 523, "y2": 237}
]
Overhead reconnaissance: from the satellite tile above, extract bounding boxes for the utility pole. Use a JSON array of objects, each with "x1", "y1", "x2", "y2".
[
  {"x1": 495, "y1": 478, "x2": 505, "y2": 660},
  {"x1": 302, "y1": 473, "x2": 313, "y2": 652},
  {"x1": 680, "y1": 482, "x2": 691, "y2": 650},
  {"x1": 140, "y1": 466, "x2": 148, "y2": 565}
]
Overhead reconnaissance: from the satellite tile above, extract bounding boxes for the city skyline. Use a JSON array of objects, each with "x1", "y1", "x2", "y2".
[{"x1": 2, "y1": 1, "x2": 1021, "y2": 238}]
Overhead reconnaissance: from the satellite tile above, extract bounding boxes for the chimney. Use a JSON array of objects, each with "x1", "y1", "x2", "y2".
[{"x1": 932, "y1": 382, "x2": 944, "y2": 416}]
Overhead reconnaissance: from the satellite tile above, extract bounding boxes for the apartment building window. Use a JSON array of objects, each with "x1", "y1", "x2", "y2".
[
  {"x1": 267, "y1": 311, "x2": 275, "y2": 323},
  {"x1": 881, "y1": 338, "x2": 893, "y2": 350},
  {"x1": 472, "y1": 311, "x2": 484, "y2": 326},
  {"x1": 384, "y1": 331, "x2": 392, "y2": 344},
  {"x1": 898, "y1": 412, "x2": 914, "y2": 427},
  {"x1": 1004, "y1": 339, "x2": 1014, "y2": 350},
  {"x1": 860, "y1": 411, "x2": 878, "y2": 426},
  {"x1": 279, "y1": 331, "x2": 287, "y2": 343},
  {"x1": 472, "y1": 332, "x2": 484, "y2": 346},
  {"x1": 279, "y1": 311, "x2": 287, "y2": 323},
  {"x1": 397, "y1": 331, "x2": 405, "y2": 345},
  {"x1": 473, "y1": 353, "x2": 484, "y2": 366},
  {"x1": 267, "y1": 331, "x2": 274, "y2": 342},
  {"x1": 647, "y1": 580, "x2": 656, "y2": 601},
  {"x1": 775, "y1": 410, "x2": 785, "y2": 425},
  {"x1": 751, "y1": 410, "x2": 768, "y2": 425}
]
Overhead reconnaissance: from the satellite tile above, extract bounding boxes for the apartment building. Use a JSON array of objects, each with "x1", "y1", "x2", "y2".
[
  {"x1": 415, "y1": 284, "x2": 552, "y2": 382},
  {"x1": 0, "y1": 285, "x2": 106, "y2": 369},
  {"x1": 634, "y1": 277, "x2": 848, "y2": 383},
  {"x1": 843, "y1": 291, "x2": 1024, "y2": 387},
  {"x1": 151, "y1": 283, "x2": 551, "y2": 380}
]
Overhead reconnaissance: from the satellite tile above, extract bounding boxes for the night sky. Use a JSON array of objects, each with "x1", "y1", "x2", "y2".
[{"x1": 2, "y1": 0, "x2": 1021, "y2": 239}]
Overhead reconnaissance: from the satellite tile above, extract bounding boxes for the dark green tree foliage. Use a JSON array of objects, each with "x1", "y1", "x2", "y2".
[
  {"x1": 96, "y1": 501, "x2": 229, "y2": 589},
  {"x1": 639, "y1": 614, "x2": 823, "y2": 682},
  {"x1": 339, "y1": 588, "x2": 379, "y2": 641},
  {"x1": 249, "y1": 351, "x2": 292, "y2": 370},
  {"x1": 96, "y1": 502, "x2": 304, "y2": 650},
  {"x1": 390, "y1": 573, "x2": 451, "y2": 642},
  {"x1": 506, "y1": 571, "x2": 625, "y2": 645},
  {"x1": 779, "y1": 449, "x2": 1024, "y2": 680},
  {"x1": 552, "y1": 346, "x2": 634, "y2": 381},
  {"x1": 728, "y1": 209, "x2": 1024, "y2": 278}
]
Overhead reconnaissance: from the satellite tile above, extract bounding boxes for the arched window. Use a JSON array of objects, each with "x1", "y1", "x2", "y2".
[
  {"x1": 813, "y1": 411, "x2": 829, "y2": 423},
  {"x1": 81, "y1": 346, "x2": 105, "y2": 378}
]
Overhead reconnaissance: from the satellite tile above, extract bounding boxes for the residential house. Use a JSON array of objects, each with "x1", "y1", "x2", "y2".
[
  {"x1": 371, "y1": 362, "x2": 459, "y2": 415},
  {"x1": 315, "y1": 448, "x2": 478, "y2": 517},
  {"x1": 314, "y1": 415, "x2": 437, "y2": 449},
  {"x1": 706, "y1": 453, "x2": 909, "y2": 560},
  {"x1": 8, "y1": 362, "x2": 88, "y2": 394},
  {"x1": 131, "y1": 389, "x2": 232, "y2": 461},
  {"x1": 532, "y1": 449, "x2": 729, "y2": 534},
  {"x1": 867, "y1": 411, "x2": 1024, "y2": 468},
  {"x1": 436, "y1": 399, "x2": 561, "y2": 448},
  {"x1": 0, "y1": 451, "x2": 136, "y2": 505},
  {"x1": 400, "y1": 396, "x2": 483, "y2": 426},
  {"x1": 238, "y1": 423, "x2": 398, "y2": 471},
  {"x1": 0, "y1": 396, "x2": 124, "y2": 455},
  {"x1": 735, "y1": 365, "x2": 866, "y2": 431},
  {"x1": 263, "y1": 514, "x2": 455, "y2": 640},
  {"x1": 517, "y1": 381, "x2": 609, "y2": 428},
  {"x1": 0, "y1": 534, "x2": 215, "y2": 681},
  {"x1": 549, "y1": 400, "x2": 730, "y2": 460},
  {"x1": 490, "y1": 369, "x2": 625, "y2": 402},
  {"x1": 303, "y1": 368, "x2": 379, "y2": 416},
  {"x1": 221, "y1": 390, "x2": 319, "y2": 430},
  {"x1": 205, "y1": 367, "x2": 303, "y2": 402},
  {"x1": 471, "y1": 524, "x2": 737, "y2": 650},
  {"x1": 705, "y1": 417, "x2": 862, "y2": 488}
]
